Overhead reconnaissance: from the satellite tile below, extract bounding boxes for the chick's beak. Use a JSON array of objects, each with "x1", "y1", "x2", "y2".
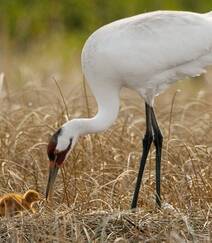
[{"x1": 45, "y1": 160, "x2": 60, "y2": 200}]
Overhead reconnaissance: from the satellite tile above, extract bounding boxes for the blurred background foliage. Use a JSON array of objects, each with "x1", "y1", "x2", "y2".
[
  {"x1": 1, "y1": 0, "x2": 212, "y2": 50},
  {"x1": 0, "y1": 0, "x2": 212, "y2": 89}
]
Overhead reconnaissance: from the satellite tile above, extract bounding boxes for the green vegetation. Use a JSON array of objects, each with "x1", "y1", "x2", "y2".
[{"x1": 1, "y1": 0, "x2": 212, "y2": 49}]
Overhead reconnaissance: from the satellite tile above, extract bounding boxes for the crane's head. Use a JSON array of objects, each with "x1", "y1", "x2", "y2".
[{"x1": 45, "y1": 127, "x2": 74, "y2": 200}]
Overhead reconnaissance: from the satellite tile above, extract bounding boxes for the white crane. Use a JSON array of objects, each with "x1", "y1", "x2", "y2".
[{"x1": 46, "y1": 10, "x2": 212, "y2": 208}]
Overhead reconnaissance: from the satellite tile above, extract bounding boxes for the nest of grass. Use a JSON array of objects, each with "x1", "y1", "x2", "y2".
[
  {"x1": 0, "y1": 207, "x2": 210, "y2": 242},
  {"x1": 0, "y1": 74, "x2": 211, "y2": 242}
]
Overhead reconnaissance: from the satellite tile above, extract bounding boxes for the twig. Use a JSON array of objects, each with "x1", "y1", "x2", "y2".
[
  {"x1": 61, "y1": 167, "x2": 70, "y2": 207},
  {"x1": 166, "y1": 90, "x2": 180, "y2": 157},
  {"x1": 52, "y1": 77, "x2": 70, "y2": 120},
  {"x1": 83, "y1": 75, "x2": 90, "y2": 117}
]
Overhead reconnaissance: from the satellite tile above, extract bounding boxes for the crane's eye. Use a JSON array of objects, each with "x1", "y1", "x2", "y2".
[{"x1": 53, "y1": 139, "x2": 72, "y2": 165}]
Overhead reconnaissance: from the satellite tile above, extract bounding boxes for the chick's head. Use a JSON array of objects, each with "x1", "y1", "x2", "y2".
[{"x1": 24, "y1": 190, "x2": 40, "y2": 204}]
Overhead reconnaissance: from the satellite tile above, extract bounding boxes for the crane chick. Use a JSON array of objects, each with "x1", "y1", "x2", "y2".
[{"x1": 0, "y1": 189, "x2": 40, "y2": 217}]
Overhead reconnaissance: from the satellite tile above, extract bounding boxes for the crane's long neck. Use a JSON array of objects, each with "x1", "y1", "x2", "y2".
[{"x1": 64, "y1": 86, "x2": 120, "y2": 137}]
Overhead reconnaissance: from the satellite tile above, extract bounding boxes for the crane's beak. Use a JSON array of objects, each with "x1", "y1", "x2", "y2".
[
  {"x1": 45, "y1": 161, "x2": 59, "y2": 200},
  {"x1": 46, "y1": 142, "x2": 72, "y2": 200}
]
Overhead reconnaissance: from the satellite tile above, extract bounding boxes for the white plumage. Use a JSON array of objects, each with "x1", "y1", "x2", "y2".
[
  {"x1": 82, "y1": 10, "x2": 212, "y2": 105},
  {"x1": 46, "y1": 10, "x2": 212, "y2": 207},
  {"x1": 57, "y1": 10, "x2": 212, "y2": 151}
]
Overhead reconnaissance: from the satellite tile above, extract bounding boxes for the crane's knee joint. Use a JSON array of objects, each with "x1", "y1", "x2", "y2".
[
  {"x1": 143, "y1": 132, "x2": 153, "y2": 146},
  {"x1": 153, "y1": 130, "x2": 163, "y2": 147}
]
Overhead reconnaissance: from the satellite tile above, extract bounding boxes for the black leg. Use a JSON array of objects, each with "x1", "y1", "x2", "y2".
[
  {"x1": 150, "y1": 107, "x2": 163, "y2": 207},
  {"x1": 131, "y1": 103, "x2": 153, "y2": 209}
]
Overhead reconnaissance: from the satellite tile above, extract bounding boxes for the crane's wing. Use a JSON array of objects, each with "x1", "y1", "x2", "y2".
[
  {"x1": 204, "y1": 11, "x2": 212, "y2": 18},
  {"x1": 110, "y1": 11, "x2": 212, "y2": 91},
  {"x1": 145, "y1": 12, "x2": 212, "y2": 92}
]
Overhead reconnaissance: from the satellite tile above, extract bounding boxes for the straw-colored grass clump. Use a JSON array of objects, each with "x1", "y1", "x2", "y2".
[{"x1": 0, "y1": 75, "x2": 211, "y2": 242}]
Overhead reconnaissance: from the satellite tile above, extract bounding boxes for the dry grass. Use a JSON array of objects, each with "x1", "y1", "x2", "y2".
[{"x1": 0, "y1": 72, "x2": 211, "y2": 242}]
